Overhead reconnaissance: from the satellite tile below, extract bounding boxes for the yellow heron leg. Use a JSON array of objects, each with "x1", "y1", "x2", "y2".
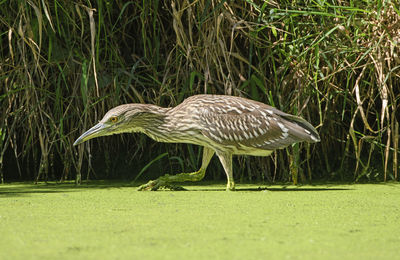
[
  {"x1": 137, "y1": 147, "x2": 215, "y2": 191},
  {"x1": 216, "y1": 151, "x2": 235, "y2": 191}
]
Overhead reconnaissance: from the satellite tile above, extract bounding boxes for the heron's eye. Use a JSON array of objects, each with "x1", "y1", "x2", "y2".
[{"x1": 109, "y1": 116, "x2": 118, "y2": 123}]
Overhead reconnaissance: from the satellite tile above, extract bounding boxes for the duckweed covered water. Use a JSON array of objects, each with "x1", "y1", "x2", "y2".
[{"x1": 1, "y1": 182, "x2": 399, "y2": 259}]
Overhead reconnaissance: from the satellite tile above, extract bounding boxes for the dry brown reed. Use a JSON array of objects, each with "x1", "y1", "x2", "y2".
[{"x1": 0, "y1": 0, "x2": 398, "y2": 183}]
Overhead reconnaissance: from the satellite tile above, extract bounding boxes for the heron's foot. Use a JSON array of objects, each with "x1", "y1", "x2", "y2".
[
  {"x1": 137, "y1": 170, "x2": 206, "y2": 191},
  {"x1": 137, "y1": 178, "x2": 187, "y2": 191},
  {"x1": 137, "y1": 181, "x2": 186, "y2": 191},
  {"x1": 226, "y1": 180, "x2": 236, "y2": 191},
  {"x1": 137, "y1": 179, "x2": 162, "y2": 191}
]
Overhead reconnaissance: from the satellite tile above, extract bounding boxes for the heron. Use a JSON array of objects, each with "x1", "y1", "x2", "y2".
[{"x1": 74, "y1": 94, "x2": 320, "y2": 191}]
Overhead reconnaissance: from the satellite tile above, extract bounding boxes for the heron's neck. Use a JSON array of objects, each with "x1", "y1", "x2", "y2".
[
  {"x1": 140, "y1": 106, "x2": 197, "y2": 143},
  {"x1": 136, "y1": 105, "x2": 171, "y2": 141}
]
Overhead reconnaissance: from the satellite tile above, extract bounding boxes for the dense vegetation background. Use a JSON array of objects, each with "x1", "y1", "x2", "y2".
[{"x1": 0, "y1": 0, "x2": 399, "y2": 184}]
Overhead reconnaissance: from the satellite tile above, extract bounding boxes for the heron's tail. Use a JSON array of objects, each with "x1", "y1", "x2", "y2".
[{"x1": 280, "y1": 114, "x2": 320, "y2": 143}]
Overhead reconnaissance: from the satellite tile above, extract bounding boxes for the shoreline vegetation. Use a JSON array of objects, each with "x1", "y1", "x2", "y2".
[{"x1": 0, "y1": 1, "x2": 399, "y2": 183}]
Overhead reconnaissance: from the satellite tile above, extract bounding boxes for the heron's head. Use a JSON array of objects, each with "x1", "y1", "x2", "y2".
[{"x1": 73, "y1": 104, "x2": 166, "y2": 146}]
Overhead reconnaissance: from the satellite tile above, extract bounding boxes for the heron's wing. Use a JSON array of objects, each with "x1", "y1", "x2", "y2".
[
  {"x1": 197, "y1": 100, "x2": 319, "y2": 150},
  {"x1": 199, "y1": 108, "x2": 292, "y2": 150}
]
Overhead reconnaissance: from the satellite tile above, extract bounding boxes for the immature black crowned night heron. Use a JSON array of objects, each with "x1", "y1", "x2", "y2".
[{"x1": 74, "y1": 95, "x2": 320, "y2": 191}]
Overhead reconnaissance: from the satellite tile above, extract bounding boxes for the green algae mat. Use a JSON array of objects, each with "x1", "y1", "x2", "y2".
[{"x1": 1, "y1": 182, "x2": 399, "y2": 259}]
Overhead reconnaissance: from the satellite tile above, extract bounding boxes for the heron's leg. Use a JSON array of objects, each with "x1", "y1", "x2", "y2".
[
  {"x1": 138, "y1": 147, "x2": 215, "y2": 191},
  {"x1": 216, "y1": 152, "x2": 235, "y2": 191}
]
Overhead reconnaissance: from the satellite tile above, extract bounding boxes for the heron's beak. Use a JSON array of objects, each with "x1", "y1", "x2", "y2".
[{"x1": 73, "y1": 123, "x2": 107, "y2": 146}]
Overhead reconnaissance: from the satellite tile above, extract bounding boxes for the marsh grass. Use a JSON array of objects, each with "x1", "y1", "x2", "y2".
[{"x1": 0, "y1": 0, "x2": 399, "y2": 183}]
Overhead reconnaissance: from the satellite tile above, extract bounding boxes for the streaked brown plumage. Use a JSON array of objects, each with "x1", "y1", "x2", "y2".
[{"x1": 74, "y1": 94, "x2": 320, "y2": 190}]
